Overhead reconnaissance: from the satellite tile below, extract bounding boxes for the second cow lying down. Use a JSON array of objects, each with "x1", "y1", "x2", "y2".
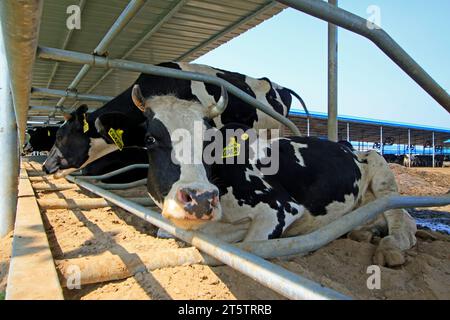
[{"x1": 95, "y1": 85, "x2": 418, "y2": 267}]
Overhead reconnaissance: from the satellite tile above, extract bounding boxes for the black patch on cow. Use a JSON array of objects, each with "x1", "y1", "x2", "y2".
[
  {"x1": 259, "y1": 77, "x2": 287, "y2": 116},
  {"x1": 144, "y1": 117, "x2": 181, "y2": 203},
  {"x1": 26, "y1": 127, "x2": 59, "y2": 152}
]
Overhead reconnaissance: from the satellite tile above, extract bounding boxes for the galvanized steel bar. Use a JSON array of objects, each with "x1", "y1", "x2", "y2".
[
  {"x1": 0, "y1": 0, "x2": 44, "y2": 143},
  {"x1": 380, "y1": 126, "x2": 383, "y2": 155},
  {"x1": 0, "y1": 28, "x2": 19, "y2": 237},
  {"x1": 66, "y1": 175, "x2": 348, "y2": 300},
  {"x1": 277, "y1": 0, "x2": 450, "y2": 112},
  {"x1": 38, "y1": 46, "x2": 302, "y2": 135},
  {"x1": 236, "y1": 195, "x2": 450, "y2": 258},
  {"x1": 31, "y1": 87, "x2": 113, "y2": 102},
  {"x1": 432, "y1": 131, "x2": 435, "y2": 168},
  {"x1": 56, "y1": 0, "x2": 147, "y2": 108},
  {"x1": 84, "y1": 0, "x2": 189, "y2": 96},
  {"x1": 77, "y1": 163, "x2": 149, "y2": 180},
  {"x1": 93, "y1": 178, "x2": 148, "y2": 190},
  {"x1": 327, "y1": 0, "x2": 338, "y2": 142}
]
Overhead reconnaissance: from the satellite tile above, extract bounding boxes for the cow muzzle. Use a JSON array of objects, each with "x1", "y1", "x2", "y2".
[
  {"x1": 162, "y1": 187, "x2": 220, "y2": 230},
  {"x1": 42, "y1": 146, "x2": 68, "y2": 176}
]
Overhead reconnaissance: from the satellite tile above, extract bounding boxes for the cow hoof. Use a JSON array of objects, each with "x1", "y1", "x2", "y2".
[
  {"x1": 373, "y1": 247, "x2": 405, "y2": 267},
  {"x1": 348, "y1": 230, "x2": 373, "y2": 243}
]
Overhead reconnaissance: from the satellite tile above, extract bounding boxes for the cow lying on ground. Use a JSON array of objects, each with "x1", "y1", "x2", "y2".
[
  {"x1": 43, "y1": 62, "x2": 306, "y2": 176},
  {"x1": 115, "y1": 86, "x2": 417, "y2": 267}
]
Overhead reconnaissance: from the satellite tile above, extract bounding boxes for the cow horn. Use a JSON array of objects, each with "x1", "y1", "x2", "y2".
[
  {"x1": 207, "y1": 85, "x2": 228, "y2": 118},
  {"x1": 132, "y1": 84, "x2": 146, "y2": 112}
]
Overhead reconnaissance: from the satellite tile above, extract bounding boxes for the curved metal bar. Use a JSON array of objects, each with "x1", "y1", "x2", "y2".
[
  {"x1": 277, "y1": 0, "x2": 450, "y2": 112},
  {"x1": 37, "y1": 46, "x2": 302, "y2": 136},
  {"x1": 66, "y1": 175, "x2": 349, "y2": 300},
  {"x1": 77, "y1": 163, "x2": 149, "y2": 180},
  {"x1": 236, "y1": 195, "x2": 450, "y2": 258},
  {"x1": 92, "y1": 178, "x2": 148, "y2": 190}
]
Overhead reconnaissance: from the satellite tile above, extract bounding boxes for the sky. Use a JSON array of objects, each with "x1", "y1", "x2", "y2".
[{"x1": 194, "y1": 0, "x2": 450, "y2": 130}]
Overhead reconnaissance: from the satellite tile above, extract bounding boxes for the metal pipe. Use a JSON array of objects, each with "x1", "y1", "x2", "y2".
[
  {"x1": 77, "y1": 164, "x2": 149, "y2": 180},
  {"x1": 56, "y1": 0, "x2": 146, "y2": 108},
  {"x1": 408, "y1": 129, "x2": 411, "y2": 167},
  {"x1": 93, "y1": 178, "x2": 148, "y2": 190},
  {"x1": 66, "y1": 175, "x2": 348, "y2": 300},
  {"x1": 0, "y1": 28, "x2": 19, "y2": 237},
  {"x1": 31, "y1": 87, "x2": 113, "y2": 102},
  {"x1": 237, "y1": 195, "x2": 450, "y2": 258},
  {"x1": 277, "y1": 0, "x2": 450, "y2": 112},
  {"x1": 432, "y1": 131, "x2": 435, "y2": 168},
  {"x1": 38, "y1": 46, "x2": 302, "y2": 136},
  {"x1": 0, "y1": 0, "x2": 44, "y2": 143},
  {"x1": 46, "y1": 0, "x2": 87, "y2": 88},
  {"x1": 346, "y1": 122, "x2": 350, "y2": 141},
  {"x1": 29, "y1": 105, "x2": 100, "y2": 113},
  {"x1": 83, "y1": 0, "x2": 188, "y2": 96},
  {"x1": 327, "y1": 0, "x2": 338, "y2": 142},
  {"x1": 380, "y1": 126, "x2": 383, "y2": 155},
  {"x1": 306, "y1": 117, "x2": 310, "y2": 136},
  {"x1": 37, "y1": 197, "x2": 154, "y2": 210}
]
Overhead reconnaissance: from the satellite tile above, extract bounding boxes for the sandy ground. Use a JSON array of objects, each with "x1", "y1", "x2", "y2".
[{"x1": 0, "y1": 161, "x2": 449, "y2": 300}]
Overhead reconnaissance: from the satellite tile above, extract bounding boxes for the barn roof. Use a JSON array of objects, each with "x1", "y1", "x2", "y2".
[{"x1": 29, "y1": 0, "x2": 286, "y2": 116}]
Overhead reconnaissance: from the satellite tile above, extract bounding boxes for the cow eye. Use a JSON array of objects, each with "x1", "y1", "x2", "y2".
[{"x1": 146, "y1": 136, "x2": 157, "y2": 146}]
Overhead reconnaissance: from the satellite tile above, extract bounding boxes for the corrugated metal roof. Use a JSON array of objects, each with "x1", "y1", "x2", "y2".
[{"x1": 30, "y1": 0, "x2": 286, "y2": 117}]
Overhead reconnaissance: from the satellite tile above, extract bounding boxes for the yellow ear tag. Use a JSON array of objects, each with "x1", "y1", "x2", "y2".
[
  {"x1": 108, "y1": 128, "x2": 124, "y2": 151},
  {"x1": 241, "y1": 133, "x2": 249, "y2": 141},
  {"x1": 47, "y1": 130, "x2": 51, "y2": 137},
  {"x1": 222, "y1": 137, "x2": 240, "y2": 159},
  {"x1": 83, "y1": 114, "x2": 89, "y2": 133}
]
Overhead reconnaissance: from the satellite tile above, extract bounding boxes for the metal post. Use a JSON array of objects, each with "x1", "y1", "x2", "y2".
[
  {"x1": 408, "y1": 129, "x2": 411, "y2": 167},
  {"x1": 0, "y1": 0, "x2": 44, "y2": 144},
  {"x1": 0, "y1": 28, "x2": 19, "y2": 237},
  {"x1": 346, "y1": 122, "x2": 350, "y2": 141},
  {"x1": 380, "y1": 126, "x2": 383, "y2": 155},
  {"x1": 307, "y1": 117, "x2": 310, "y2": 136},
  {"x1": 327, "y1": 0, "x2": 338, "y2": 142},
  {"x1": 432, "y1": 131, "x2": 435, "y2": 168},
  {"x1": 276, "y1": 0, "x2": 450, "y2": 112},
  {"x1": 56, "y1": 0, "x2": 146, "y2": 108}
]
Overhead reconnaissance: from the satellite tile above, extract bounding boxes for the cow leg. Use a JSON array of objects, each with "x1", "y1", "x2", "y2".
[{"x1": 367, "y1": 153, "x2": 417, "y2": 267}]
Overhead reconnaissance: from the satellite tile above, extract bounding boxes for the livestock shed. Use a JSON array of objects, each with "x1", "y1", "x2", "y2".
[{"x1": 1, "y1": 0, "x2": 450, "y2": 301}]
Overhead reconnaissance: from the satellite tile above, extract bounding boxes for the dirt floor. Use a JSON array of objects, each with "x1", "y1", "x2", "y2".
[{"x1": 0, "y1": 161, "x2": 449, "y2": 300}]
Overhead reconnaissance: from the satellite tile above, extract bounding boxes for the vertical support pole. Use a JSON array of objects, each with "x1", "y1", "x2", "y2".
[
  {"x1": 307, "y1": 117, "x2": 310, "y2": 137},
  {"x1": 0, "y1": 29, "x2": 19, "y2": 237},
  {"x1": 346, "y1": 122, "x2": 350, "y2": 141},
  {"x1": 432, "y1": 131, "x2": 435, "y2": 168},
  {"x1": 380, "y1": 126, "x2": 383, "y2": 155},
  {"x1": 327, "y1": 0, "x2": 338, "y2": 142},
  {"x1": 408, "y1": 129, "x2": 411, "y2": 168}
]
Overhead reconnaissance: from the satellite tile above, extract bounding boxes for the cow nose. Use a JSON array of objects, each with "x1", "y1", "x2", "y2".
[
  {"x1": 42, "y1": 165, "x2": 50, "y2": 174},
  {"x1": 177, "y1": 188, "x2": 219, "y2": 219}
]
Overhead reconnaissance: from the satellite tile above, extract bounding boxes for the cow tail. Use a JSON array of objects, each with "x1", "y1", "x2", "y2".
[{"x1": 286, "y1": 88, "x2": 310, "y2": 118}]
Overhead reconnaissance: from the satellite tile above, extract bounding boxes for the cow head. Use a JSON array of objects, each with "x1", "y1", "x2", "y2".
[
  {"x1": 129, "y1": 84, "x2": 228, "y2": 230},
  {"x1": 43, "y1": 104, "x2": 119, "y2": 177}
]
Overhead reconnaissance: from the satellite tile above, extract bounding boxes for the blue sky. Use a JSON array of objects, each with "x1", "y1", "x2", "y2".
[{"x1": 194, "y1": 0, "x2": 450, "y2": 129}]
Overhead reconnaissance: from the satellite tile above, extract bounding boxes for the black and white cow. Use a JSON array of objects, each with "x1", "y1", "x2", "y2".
[
  {"x1": 43, "y1": 62, "x2": 307, "y2": 176},
  {"x1": 23, "y1": 126, "x2": 59, "y2": 154},
  {"x1": 122, "y1": 86, "x2": 417, "y2": 267}
]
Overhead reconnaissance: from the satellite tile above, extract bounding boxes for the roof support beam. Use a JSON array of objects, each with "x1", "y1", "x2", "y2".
[
  {"x1": 31, "y1": 87, "x2": 113, "y2": 102},
  {"x1": 83, "y1": 0, "x2": 189, "y2": 97},
  {"x1": 46, "y1": 0, "x2": 87, "y2": 88},
  {"x1": 37, "y1": 46, "x2": 302, "y2": 135},
  {"x1": 327, "y1": 0, "x2": 338, "y2": 142},
  {"x1": 277, "y1": 0, "x2": 450, "y2": 112},
  {"x1": 0, "y1": 0, "x2": 44, "y2": 143},
  {"x1": 56, "y1": 0, "x2": 146, "y2": 108}
]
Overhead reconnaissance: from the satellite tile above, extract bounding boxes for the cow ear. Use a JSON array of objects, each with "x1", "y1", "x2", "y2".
[
  {"x1": 132, "y1": 85, "x2": 146, "y2": 112},
  {"x1": 94, "y1": 112, "x2": 133, "y2": 142}
]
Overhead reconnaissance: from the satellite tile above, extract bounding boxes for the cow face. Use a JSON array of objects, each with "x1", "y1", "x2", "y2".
[
  {"x1": 43, "y1": 105, "x2": 118, "y2": 177},
  {"x1": 132, "y1": 84, "x2": 227, "y2": 230}
]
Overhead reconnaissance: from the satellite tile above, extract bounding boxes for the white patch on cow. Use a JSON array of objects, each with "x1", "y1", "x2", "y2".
[
  {"x1": 290, "y1": 142, "x2": 308, "y2": 167},
  {"x1": 323, "y1": 193, "x2": 357, "y2": 221},
  {"x1": 244, "y1": 165, "x2": 272, "y2": 190}
]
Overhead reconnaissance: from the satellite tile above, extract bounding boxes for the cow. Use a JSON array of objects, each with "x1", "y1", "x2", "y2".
[
  {"x1": 23, "y1": 126, "x2": 59, "y2": 154},
  {"x1": 120, "y1": 86, "x2": 417, "y2": 267},
  {"x1": 43, "y1": 62, "x2": 307, "y2": 177}
]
